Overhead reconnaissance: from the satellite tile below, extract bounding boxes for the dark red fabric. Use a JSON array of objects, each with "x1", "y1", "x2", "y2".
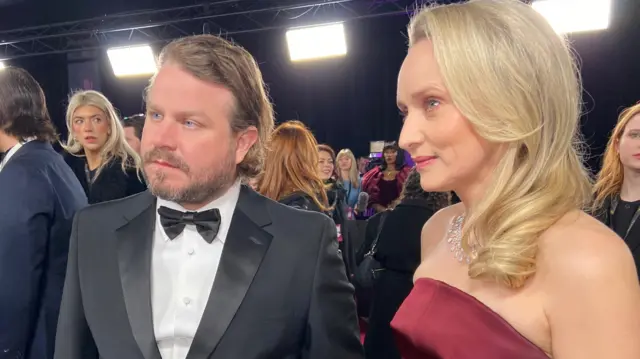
[
  {"x1": 361, "y1": 165, "x2": 411, "y2": 207},
  {"x1": 391, "y1": 278, "x2": 549, "y2": 359}
]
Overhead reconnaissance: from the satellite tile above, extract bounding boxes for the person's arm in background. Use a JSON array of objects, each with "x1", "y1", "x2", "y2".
[
  {"x1": 362, "y1": 168, "x2": 385, "y2": 213},
  {"x1": 0, "y1": 167, "x2": 53, "y2": 359},
  {"x1": 396, "y1": 166, "x2": 412, "y2": 188},
  {"x1": 352, "y1": 178, "x2": 363, "y2": 209},
  {"x1": 303, "y1": 216, "x2": 364, "y2": 359},
  {"x1": 331, "y1": 183, "x2": 348, "y2": 226}
]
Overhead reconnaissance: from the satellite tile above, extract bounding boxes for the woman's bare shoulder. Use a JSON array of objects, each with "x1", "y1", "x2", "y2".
[
  {"x1": 537, "y1": 211, "x2": 640, "y2": 358},
  {"x1": 537, "y1": 211, "x2": 634, "y2": 277}
]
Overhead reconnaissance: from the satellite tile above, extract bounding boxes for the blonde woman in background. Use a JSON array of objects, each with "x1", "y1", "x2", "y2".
[
  {"x1": 336, "y1": 149, "x2": 362, "y2": 209},
  {"x1": 392, "y1": 1, "x2": 640, "y2": 358},
  {"x1": 62, "y1": 90, "x2": 146, "y2": 204},
  {"x1": 593, "y1": 103, "x2": 640, "y2": 278}
]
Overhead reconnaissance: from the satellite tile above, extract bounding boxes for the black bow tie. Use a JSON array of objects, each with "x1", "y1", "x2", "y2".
[{"x1": 158, "y1": 206, "x2": 221, "y2": 244}]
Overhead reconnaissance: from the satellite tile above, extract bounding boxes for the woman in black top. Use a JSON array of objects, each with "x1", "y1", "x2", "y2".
[
  {"x1": 593, "y1": 103, "x2": 640, "y2": 278},
  {"x1": 359, "y1": 168, "x2": 450, "y2": 359},
  {"x1": 62, "y1": 90, "x2": 145, "y2": 204}
]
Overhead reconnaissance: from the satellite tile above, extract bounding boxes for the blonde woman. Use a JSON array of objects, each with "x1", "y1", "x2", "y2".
[
  {"x1": 62, "y1": 90, "x2": 145, "y2": 204},
  {"x1": 392, "y1": 1, "x2": 640, "y2": 358},
  {"x1": 593, "y1": 103, "x2": 640, "y2": 278},
  {"x1": 336, "y1": 148, "x2": 362, "y2": 208}
]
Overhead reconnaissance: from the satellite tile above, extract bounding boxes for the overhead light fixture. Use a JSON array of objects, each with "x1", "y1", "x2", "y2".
[
  {"x1": 286, "y1": 23, "x2": 347, "y2": 62},
  {"x1": 532, "y1": 0, "x2": 611, "y2": 33},
  {"x1": 107, "y1": 45, "x2": 157, "y2": 77}
]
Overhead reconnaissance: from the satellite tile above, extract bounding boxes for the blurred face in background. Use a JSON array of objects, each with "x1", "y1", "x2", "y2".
[
  {"x1": 71, "y1": 105, "x2": 110, "y2": 153},
  {"x1": 358, "y1": 157, "x2": 368, "y2": 174},
  {"x1": 318, "y1": 150, "x2": 334, "y2": 180},
  {"x1": 337, "y1": 154, "x2": 352, "y2": 171},
  {"x1": 123, "y1": 126, "x2": 141, "y2": 153},
  {"x1": 617, "y1": 114, "x2": 640, "y2": 172},
  {"x1": 383, "y1": 148, "x2": 398, "y2": 166}
]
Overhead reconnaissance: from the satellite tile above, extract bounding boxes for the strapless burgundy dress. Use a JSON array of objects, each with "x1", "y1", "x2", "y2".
[{"x1": 391, "y1": 278, "x2": 549, "y2": 359}]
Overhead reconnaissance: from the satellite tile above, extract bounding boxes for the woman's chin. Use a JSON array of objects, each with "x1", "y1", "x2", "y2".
[{"x1": 420, "y1": 178, "x2": 449, "y2": 193}]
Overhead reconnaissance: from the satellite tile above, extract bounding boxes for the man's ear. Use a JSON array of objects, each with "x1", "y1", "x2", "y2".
[{"x1": 234, "y1": 126, "x2": 259, "y2": 165}]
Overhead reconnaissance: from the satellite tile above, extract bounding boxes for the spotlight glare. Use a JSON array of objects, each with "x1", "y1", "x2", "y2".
[
  {"x1": 286, "y1": 23, "x2": 347, "y2": 62},
  {"x1": 532, "y1": 0, "x2": 611, "y2": 33},
  {"x1": 107, "y1": 45, "x2": 157, "y2": 77}
]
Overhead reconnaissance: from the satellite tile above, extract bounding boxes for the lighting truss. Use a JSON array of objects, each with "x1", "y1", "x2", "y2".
[{"x1": 0, "y1": 0, "x2": 415, "y2": 60}]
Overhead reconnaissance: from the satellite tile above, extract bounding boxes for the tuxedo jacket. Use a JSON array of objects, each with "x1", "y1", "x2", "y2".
[
  {"x1": 54, "y1": 186, "x2": 364, "y2": 359},
  {"x1": 0, "y1": 141, "x2": 87, "y2": 359}
]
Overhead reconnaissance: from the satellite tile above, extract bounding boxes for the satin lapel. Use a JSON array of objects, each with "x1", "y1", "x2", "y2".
[
  {"x1": 115, "y1": 191, "x2": 163, "y2": 359},
  {"x1": 186, "y1": 186, "x2": 273, "y2": 359}
]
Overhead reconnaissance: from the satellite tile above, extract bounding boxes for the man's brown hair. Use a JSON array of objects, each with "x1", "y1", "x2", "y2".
[
  {"x1": 151, "y1": 35, "x2": 274, "y2": 178},
  {"x1": 0, "y1": 67, "x2": 57, "y2": 142}
]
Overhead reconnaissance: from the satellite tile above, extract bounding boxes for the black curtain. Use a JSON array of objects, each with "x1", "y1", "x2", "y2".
[{"x1": 17, "y1": 55, "x2": 69, "y2": 138}]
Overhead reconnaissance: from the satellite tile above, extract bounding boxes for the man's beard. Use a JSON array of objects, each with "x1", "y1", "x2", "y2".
[{"x1": 142, "y1": 146, "x2": 236, "y2": 205}]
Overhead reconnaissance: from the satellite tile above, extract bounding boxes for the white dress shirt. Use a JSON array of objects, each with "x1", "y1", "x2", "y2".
[
  {"x1": 152, "y1": 180, "x2": 241, "y2": 359},
  {"x1": 0, "y1": 142, "x2": 23, "y2": 172}
]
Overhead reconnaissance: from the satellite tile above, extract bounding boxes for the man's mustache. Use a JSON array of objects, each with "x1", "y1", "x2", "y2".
[{"x1": 143, "y1": 148, "x2": 189, "y2": 173}]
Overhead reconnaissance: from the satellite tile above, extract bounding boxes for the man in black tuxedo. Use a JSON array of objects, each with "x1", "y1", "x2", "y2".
[
  {"x1": 55, "y1": 35, "x2": 363, "y2": 359},
  {"x1": 0, "y1": 67, "x2": 87, "y2": 359}
]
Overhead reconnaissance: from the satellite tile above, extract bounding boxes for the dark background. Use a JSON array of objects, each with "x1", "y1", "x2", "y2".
[{"x1": 1, "y1": 0, "x2": 639, "y2": 169}]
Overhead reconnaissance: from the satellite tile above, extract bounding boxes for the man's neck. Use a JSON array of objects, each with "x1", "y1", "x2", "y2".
[
  {"x1": 85, "y1": 150, "x2": 102, "y2": 171},
  {"x1": 620, "y1": 168, "x2": 640, "y2": 202},
  {"x1": 177, "y1": 178, "x2": 238, "y2": 211}
]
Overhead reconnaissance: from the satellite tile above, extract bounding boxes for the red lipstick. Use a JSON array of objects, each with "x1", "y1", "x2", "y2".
[{"x1": 413, "y1": 156, "x2": 437, "y2": 169}]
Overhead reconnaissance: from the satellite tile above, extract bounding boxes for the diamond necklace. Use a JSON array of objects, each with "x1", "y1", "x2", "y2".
[{"x1": 446, "y1": 214, "x2": 477, "y2": 264}]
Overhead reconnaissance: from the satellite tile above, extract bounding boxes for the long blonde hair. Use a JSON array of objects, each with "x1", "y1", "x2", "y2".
[
  {"x1": 593, "y1": 103, "x2": 640, "y2": 210},
  {"x1": 336, "y1": 149, "x2": 360, "y2": 189},
  {"x1": 62, "y1": 90, "x2": 141, "y2": 180},
  {"x1": 409, "y1": 0, "x2": 592, "y2": 288}
]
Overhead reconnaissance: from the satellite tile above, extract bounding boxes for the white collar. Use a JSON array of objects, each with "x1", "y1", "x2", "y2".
[
  {"x1": 156, "y1": 180, "x2": 242, "y2": 243},
  {"x1": 0, "y1": 139, "x2": 31, "y2": 172}
]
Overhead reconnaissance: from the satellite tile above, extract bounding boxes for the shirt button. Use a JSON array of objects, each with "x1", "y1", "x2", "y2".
[
  {"x1": 187, "y1": 248, "x2": 195, "y2": 255},
  {"x1": 183, "y1": 297, "x2": 191, "y2": 306}
]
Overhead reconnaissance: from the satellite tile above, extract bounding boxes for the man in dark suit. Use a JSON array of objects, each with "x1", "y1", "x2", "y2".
[
  {"x1": 55, "y1": 35, "x2": 363, "y2": 359},
  {"x1": 0, "y1": 67, "x2": 88, "y2": 359}
]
